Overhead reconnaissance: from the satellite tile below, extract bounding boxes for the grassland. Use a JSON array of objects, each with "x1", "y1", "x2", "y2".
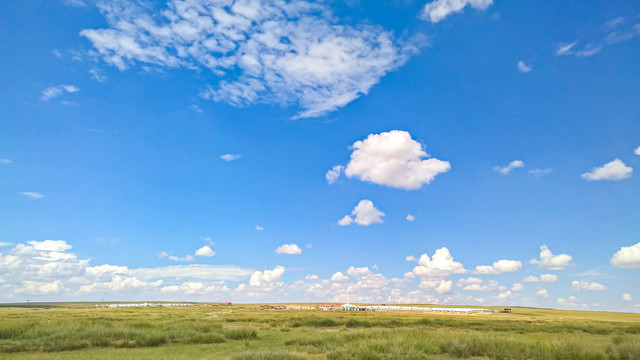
[{"x1": 1, "y1": 303, "x2": 639, "y2": 359}]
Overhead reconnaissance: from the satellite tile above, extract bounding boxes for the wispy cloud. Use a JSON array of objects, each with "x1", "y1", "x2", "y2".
[
  {"x1": 41, "y1": 84, "x2": 79, "y2": 101},
  {"x1": 20, "y1": 192, "x2": 44, "y2": 199},
  {"x1": 89, "y1": 69, "x2": 107, "y2": 83},
  {"x1": 220, "y1": 154, "x2": 242, "y2": 162},
  {"x1": 528, "y1": 168, "x2": 553, "y2": 177},
  {"x1": 493, "y1": 160, "x2": 524, "y2": 175},
  {"x1": 0, "y1": 158, "x2": 12, "y2": 164}
]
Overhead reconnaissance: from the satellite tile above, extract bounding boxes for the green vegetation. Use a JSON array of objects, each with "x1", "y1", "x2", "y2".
[{"x1": 1, "y1": 303, "x2": 639, "y2": 359}]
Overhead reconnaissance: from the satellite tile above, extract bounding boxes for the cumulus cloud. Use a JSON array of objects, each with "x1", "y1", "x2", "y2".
[
  {"x1": 473, "y1": 260, "x2": 522, "y2": 274},
  {"x1": 20, "y1": 192, "x2": 44, "y2": 199},
  {"x1": 325, "y1": 165, "x2": 344, "y2": 184},
  {"x1": 557, "y1": 295, "x2": 587, "y2": 308},
  {"x1": 255, "y1": 226, "x2": 264, "y2": 231},
  {"x1": 494, "y1": 160, "x2": 524, "y2": 175},
  {"x1": 581, "y1": 159, "x2": 632, "y2": 181},
  {"x1": 0, "y1": 240, "x2": 262, "y2": 301},
  {"x1": 571, "y1": 280, "x2": 606, "y2": 292},
  {"x1": 611, "y1": 242, "x2": 640, "y2": 268},
  {"x1": 195, "y1": 245, "x2": 215, "y2": 257},
  {"x1": 338, "y1": 199, "x2": 385, "y2": 226},
  {"x1": 511, "y1": 283, "x2": 524, "y2": 292},
  {"x1": 330, "y1": 271, "x2": 349, "y2": 281},
  {"x1": 421, "y1": 0, "x2": 493, "y2": 23},
  {"x1": 530, "y1": 245, "x2": 572, "y2": 270},
  {"x1": 275, "y1": 244, "x2": 302, "y2": 255},
  {"x1": 406, "y1": 214, "x2": 415, "y2": 222},
  {"x1": 82, "y1": 0, "x2": 421, "y2": 118},
  {"x1": 623, "y1": 293, "x2": 632, "y2": 301},
  {"x1": 457, "y1": 278, "x2": 505, "y2": 292},
  {"x1": 220, "y1": 154, "x2": 242, "y2": 161},
  {"x1": 343, "y1": 130, "x2": 450, "y2": 190},
  {"x1": 537, "y1": 288, "x2": 549, "y2": 298},
  {"x1": 304, "y1": 274, "x2": 319, "y2": 280},
  {"x1": 635, "y1": 146, "x2": 640, "y2": 156},
  {"x1": 41, "y1": 84, "x2": 79, "y2": 101},
  {"x1": 517, "y1": 61, "x2": 532, "y2": 73},
  {"x1": 406, "y1": 248, "x2": 466, "y2": 295}
]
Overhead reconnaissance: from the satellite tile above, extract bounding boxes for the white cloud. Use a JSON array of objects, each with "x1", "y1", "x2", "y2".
[
  {"x1": 17, "y1": 280, "x2": 63, "y2": 294},
  {"x1": 557, "y1": 295, "x2": 586, "y2": 308},
  {"x1": 406, "y1": 214, "x2": 415, "y2": 222},
  {"x1": 346, "y1": 266, "x2": 373, "y2": 278},
  {"x1": 275, "y1": 244, "x2": 302, "y2": 255},
  {"x1": 330, "y1": 272, "x2": 349, "y2": 281},
  {"x1": 337, "y1": 215, "x2": 354, "y2": 226},
  {"x1": 421, "y1": 0, "x2": 493, "y2": 23},
  {"x1": 634, "y1": 146, "x2": 640, "y2": 156},
  {"x1": 517, "y1": 61, "x2": 532, "y2": 73},
  {"x1": 571, "y1": 280, "x2": 606, "y2": 292},
  {"x1": 0, "y1": 158, "x2": 12, "y2": 164},
  {"x1": 338, "y1": 199, "x2": 384, "y2": 226},
  {"x1": 530, "y1": 245, "x2": 572, "y2": 270},
  {"x1": 623, "y1": 293, "x2": 632, "y2": 301},
  {"x1": 60, "y1": 0, "x2": 87, "y2": 7},
  {"x1": 494, "y1": 160, "x2": 524, "y2": 175},
  {"x1": 0, "y1": 242, "x2": 13, "y2": 247},
  {"x1": 555, "y1": 41, "x2": 578, "y2": 55},
  {"x1": 190, "y1": 104, "x2": 203, "y2": 113},
  {"x1": 220, "y1": 154, "x2": 242, "y2": 161},
  {"x1": 407, "y1": 247, "x2": 466, "y2": 291},
  {"x1": 158, "y1": 251, "x2": 168, "y2": 258},
  {"x1": 536, "y1": 288, "x2": 549, "y2": 298},
  {"x1": 473, "y1": 260, "x2": 522, "y2": 274},
  {"x1": 326, "y1": 165, "x2": 344, "y2": 184},
  {"x1": 611, "y1": 242, "x2": 640, "y2": 269},
  {"x1": 524, "y1": 274, "x2": 558, "y2": 283},
  {"x1": 20, "y1": 192, "x2": 44, "y2": 199},
  {"x1": 41, "y1": 84, "x2": 79, "y2": 101},
  {"x1": 304, "y1": 274, "x2": 319, "y2": 280},
  {"x1": 89, "y1": 68, "x2": 108, "y2": 83},
  {"x1": 168, "y1": 255, "x2": 195, "y2": 261},
  {"x1": 343, "y1": 130, "x2": 450, "y2": 190},
  {"x1": 82, "y1": 0, "x2": 421, "y2": 119},
  {"x1": 511, "y1": 283, "x2": 524, "y2": 292},
  {"x1": 27, "y1": 240, "x2": 72, "y2": 252},
  {"x1": 195, "y1": 245, "x2": 215, "y2": 257},
  {"x1": 529, "y1": 168, "x2": 553, "y2": 177},
  {"x1": 497, "y1": 290, "x2": 513, "y2": 299},
  {"x1": 161, "y1": 281, "x2": 229, "y2": 295},
  {"x1": 581, "y1": 159, "x2": 632, "y2": 181},
  {"x1": 245, "y1": 266, "x2": 285, "y2": 292},
  {"x1": 540, "y1": 274, "x2": 558, "y2": 282},
  {"x1": 255, "y1": 226, "x2": 264, "y2": 231},
  {"x1": 458, "y1": 278, "x2": 505, "y2": 292}
]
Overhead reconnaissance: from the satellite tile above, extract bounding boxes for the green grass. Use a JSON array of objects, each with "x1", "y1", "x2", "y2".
[{"x1": 0, "y1": 303, "x2": 639, "y2": 359}]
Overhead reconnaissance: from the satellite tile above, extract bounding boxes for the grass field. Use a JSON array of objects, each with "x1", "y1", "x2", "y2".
[{"x1": 1, "y1": 303, "x2": 639, "y2": 359}]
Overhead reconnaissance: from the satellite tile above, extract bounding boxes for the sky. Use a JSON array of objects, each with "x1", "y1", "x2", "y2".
[{"x1": 0, "y1": 0, "x2": 639, "y2": 311}]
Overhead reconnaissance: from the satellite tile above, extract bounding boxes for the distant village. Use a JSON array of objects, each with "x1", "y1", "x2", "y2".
[{"x1": 95, "y1": 302, "x2": 501, "y2": 314}]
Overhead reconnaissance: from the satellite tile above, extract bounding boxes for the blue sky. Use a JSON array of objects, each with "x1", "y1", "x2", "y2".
[{"x1": 1, "y1": 0, "x2": 639, "y2": 310}]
